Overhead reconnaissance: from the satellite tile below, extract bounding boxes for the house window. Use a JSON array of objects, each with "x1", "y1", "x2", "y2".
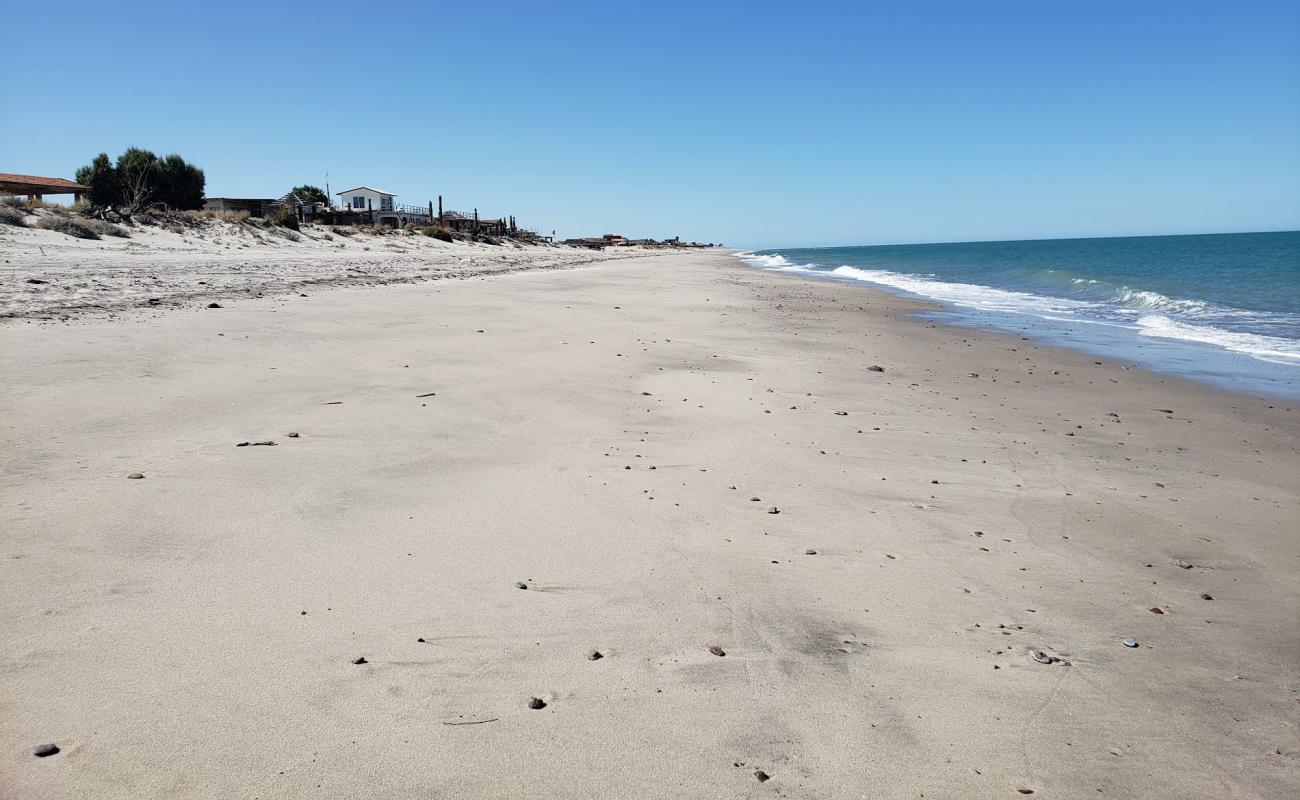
[
  {"x1": 351, "y1": 196, "x2": 365, "y2": 209},
  {"x1": 380, "y1": 196, "x2": 393, "y2": 211}
]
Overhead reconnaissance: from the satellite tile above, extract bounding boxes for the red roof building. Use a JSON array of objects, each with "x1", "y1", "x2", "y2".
[{"x1": 0, "y1": 172, "x2": 91, "y2": 200}]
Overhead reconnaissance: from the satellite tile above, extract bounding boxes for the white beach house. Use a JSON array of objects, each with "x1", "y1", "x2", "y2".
[{"x1": 336, "y1": 186, "x2": 395, "y2": 214}]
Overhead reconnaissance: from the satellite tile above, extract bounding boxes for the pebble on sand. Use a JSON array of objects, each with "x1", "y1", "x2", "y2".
[
  {"x1": 513, "y1": 581, "x2": 529, "y2": 590},
  {"x1": 805, "y1": 549, "x2": 818, "y2": 555},
  {"x1": 31, "y1": 743, "x2": 59, "y2": 757},
  {"x1": 586, "y1": 650, "x2": 604, "y2": 661},
  {"x1": 867, "y1": 365, "x2": 885, "y2": 372},
  {"x1": 352, "y1": 656, "x2": 368, "y2": 665},
  {"x1": 286, "y1": 432, "x2": 299, "y2": 438},
  {"x1": 206, "y1": 303, "x2": 222, "y2": 309},
  {"x1": 767, "y1": 506, "x2": 780, "y2": 514},
  {"x1": 1121, "y1": 637, "x2": 1139, "y2": 648},
  {"x1": 527, "y1": 696, "x2": 547, "y2": 709},
  {"x1": 754, "y1": 769, "x2": 771, "y2": 782},
  {"x1": 708, "y1": 645, "x2": 726, "y2": 657},
  {"x1": 1030, "y1": 649, "x2": 1058, "y2": 665},
  {"x1": 127, "y1": 472, "x2": 145, "y2": 479}
]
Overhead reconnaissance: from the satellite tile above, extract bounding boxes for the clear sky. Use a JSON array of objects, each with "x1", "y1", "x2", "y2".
[{"x1": 2, "y1": 0, "x2": 1297, "y2": 248}]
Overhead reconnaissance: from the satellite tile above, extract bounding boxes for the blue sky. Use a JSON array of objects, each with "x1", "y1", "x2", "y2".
[{"x1": 2, "y1": 0, "x2": 1297, "y2": 248}]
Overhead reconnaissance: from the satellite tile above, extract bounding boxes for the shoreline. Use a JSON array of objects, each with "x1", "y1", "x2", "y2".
[
  {"x1": 3, "y1": 249, "x2": 1296, "y2": 798},
  {"x1": 731, "y1": 237, "x2": 1300, "y2": 401}
]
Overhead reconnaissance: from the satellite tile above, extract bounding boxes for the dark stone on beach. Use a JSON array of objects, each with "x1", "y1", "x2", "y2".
[
  {"x1": 641, "y1": 391, "x2": 652, "y2": 396},
  {"x1": 31, "y1": 743, "x2": 59, "y2": 757},
  {"x1": 207, "y1": 303, "x2": 222, "y2": 309},
  {"x1": 708, "y1": 646, "x2": 726, "y2": 657},
  {"x1": 1176, "y1": 560, "x2": 1194, "y2": 569},
  {"x1": 1149, "y1": 607, "x2": 1164, "y2": 614},
  {"x1": 767, "y1": 506, "x2": 780, "y2": 514},
  {"x1": 527, "y1": 696, "x2": 547, "y2": 709},
  {"x1": 868, "y1": 365, "x2": 885, "y2": 372},
  {"x1": 236, "y1": 442, "x2": 249, "y2": 447},
  {"x1": 587, "y1": 650, "x2": 604, "y2": 661},
  {"x1": 286, "y1": 432, "x2": 299, "y2": 438},
  {"x1": 1017, "y1": 790, "x2": 1035, "y2": 795},
  {"x1": 26, "y1": 278, "x2": 48, "y2": 284},
  {"x1": 750, "y1": 496, "x2": 761, "y2": 501},
  {"x1": 1201, "y1": 593, "x2": 1213, "y2": 600},
  {"x1": 513, "y1": 581, "x2": 528, "y2": 590},
  {"x1": 127, "y1": 472, "x2": 144, "y2": 479},
  {"x1": 834, "y1": 411, "x2": 848, "y2": 416},
  {"x1": 1030, "y1": 649, "x2": 1057, "y2": 664},
  {"x1": 805, "y1": 549, "x2": 818, "y2": 555},
  {"x1": 754, "y1": 769, "x2": 770, "y2": 782},
  {"x1": 352, "y1": 656, "x2": 367, "y2": 665}
]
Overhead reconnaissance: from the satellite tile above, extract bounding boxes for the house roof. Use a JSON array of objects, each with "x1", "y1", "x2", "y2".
[
  {"x1": 0, "y1": 172, "x2": 90, "y2": 192},
  {"x1": 335, "y1": 186, "x2": 394, "y2": 197}
]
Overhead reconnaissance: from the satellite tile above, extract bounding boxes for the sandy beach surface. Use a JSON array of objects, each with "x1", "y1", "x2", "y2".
[{"x1": 2, "y1": 245, "x2": 1297, "y2": 798}]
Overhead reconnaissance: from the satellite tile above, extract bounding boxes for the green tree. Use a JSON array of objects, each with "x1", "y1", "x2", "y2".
[
  {"x1": 156, "y1": 154, "x2": 206, "y2": 210},
  {"x1": 290, "y1": 184, "x2": 328, "y2": 204},
  {"x1": 74, "y1": 148, "x2": 207, "y2": 212},
  {"x1": 114, "y1": 147, "x2": 159, "y2": 212},
  {"x1": 74, "y1": 153, "x2": 120, "y2": 207}
]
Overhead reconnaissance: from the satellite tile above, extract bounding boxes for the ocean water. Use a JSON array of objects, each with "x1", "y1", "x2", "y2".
[{"x1": 737, "y1": 232, "x2": 1300, "y2": 399}]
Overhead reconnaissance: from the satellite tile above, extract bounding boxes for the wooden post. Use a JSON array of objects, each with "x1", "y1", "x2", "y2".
[
  {"x1": 438, "y1": 195, "x2": 443, "y2": 225},
  {"x1": 428, "y1": 200, "x2": 434, "y2": 223},
  {"x1": 474, "y1": 208, "x2": 479, "y2": 235}
]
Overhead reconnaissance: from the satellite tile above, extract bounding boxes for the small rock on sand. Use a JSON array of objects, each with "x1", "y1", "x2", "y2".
[
  {"x1": 868, "y1": 365, "x2": 885, "y2": 372},
  {"x1": 1201, "y1": 593, "x2": 1213, "y2": 600},
  {"x1": 1030, "y1": 649, "x2": 1057, "y2": 664},
  {"x1": 286, "y1": 432, "x2": 299, "y2": 438},
  {"x1": 513, "y1": 581, "x2": 528, "y2": 590},
  {"x1": 1122, "y1": 637, "x2": 1139, "y2": 648},
  {"x1": 527, "y1": 696, "x2": 547, "y2": 709},
  {"x1": 767, "y1": 506, "x2": 780, "y2": 514},
  {"x1": 351, "y1": 656, "x2": 367, "y2": 665},
  {"x1": 708, "y1": 645, "x2": 726, "y2": 657},
  {"x1": 805, "y1": 549, "x2": 818, "y2": 555},
  {"x1": 753, "y1": 769, "x2": 771, "y2": 782},
  {"x1": 127, "y1": 472, "x2": 144, "y2": 479},
  {"x1": 31, "y1": 743, "x2": 59, "y2": 757},
  {"x1": 586, "y1": 650, "x2": 604, "y2": 661},
  {"x1": 207, "y1": 303, "x2": 222, "y2": 309}
]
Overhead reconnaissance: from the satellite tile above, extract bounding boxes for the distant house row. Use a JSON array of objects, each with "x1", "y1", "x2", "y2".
[{"x1": 203, "y1": 186, "x2": 522, "y2": 237}]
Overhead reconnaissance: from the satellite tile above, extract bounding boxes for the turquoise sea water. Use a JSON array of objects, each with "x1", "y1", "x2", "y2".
[{"x1": 738, "y1": 232, "x2": 1300, "y2": 399}]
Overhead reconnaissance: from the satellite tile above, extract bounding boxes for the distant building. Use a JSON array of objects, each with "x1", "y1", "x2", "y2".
[
  {"x1": 336, "y1": 187, "x2": 395, "y2": 214},
  {"x1": 203, "y1": 197, "x2": 276, "y2": 216},
  {"x1": 0, "y1": 172, "x2": 90, "y2": 203}
]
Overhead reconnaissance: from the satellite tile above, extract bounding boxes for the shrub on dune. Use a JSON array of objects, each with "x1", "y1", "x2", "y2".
[
  {"x1": 0, "y1": 205, "x2": 27, "y2": 226},
  {"x1": 36, "y1": 215, "x2": 101, "y2": 239},
  {"x1": 81, "y1": 218, "x2": 129, "y2": 238}
]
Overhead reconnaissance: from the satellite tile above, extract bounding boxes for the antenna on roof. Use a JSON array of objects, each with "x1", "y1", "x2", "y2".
[{"x1": 324, "y1": 171, "x2": 331, "y2": 209}]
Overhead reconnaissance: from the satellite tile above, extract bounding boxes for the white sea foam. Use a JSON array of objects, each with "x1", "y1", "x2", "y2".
[
  {"x1": 734, "y1": 251, "x2": 1300, "y2": 366},
  {"x1": 1113, "y1": 289, "x2": 1210, "y2": 315},
  {"x1": 736, "y1": 252, "x2": 795, "y2": 268},
  {"x1": 1136, "y1": 315, "x2": 1300, "y2": 363},
  {"x1": 824, "y1": 265, "x2": 1093, "y2": 315}
]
